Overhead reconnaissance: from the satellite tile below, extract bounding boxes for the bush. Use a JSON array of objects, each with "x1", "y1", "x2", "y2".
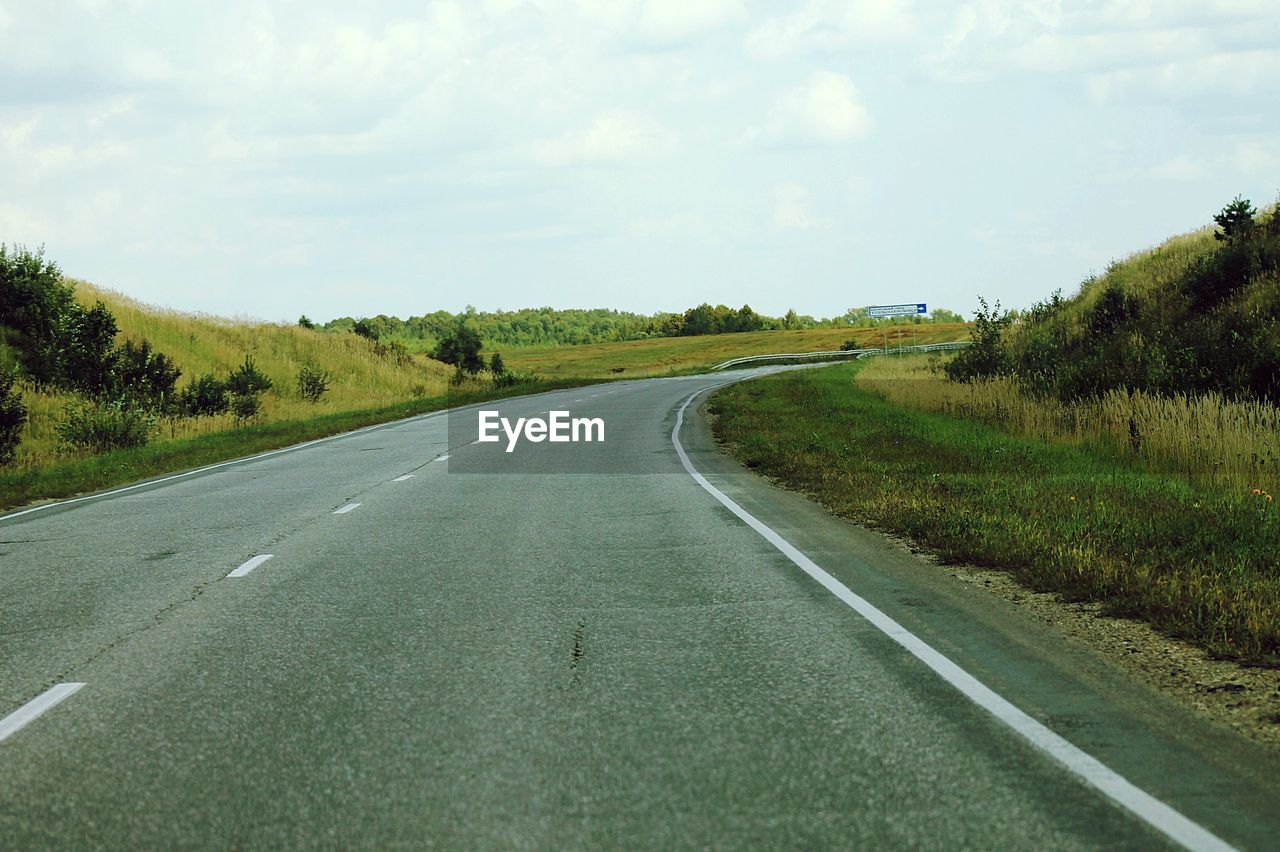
[
  {"x1": 115, "y1": 338, "x2": 181, "y2": 408},
  {"x1": 297, "y1": 364, "x2": 330, "y2": 403},
  {"x1": 0, "y1": 369, "x2": 26, "y2": 465},
  {"x1": 492, "y1": 369, "x2": 539, "y2": 389},
  {"x1": 178, "y1": 374, "x2": 229, "y2": 417},
  {"x1": 0, "y1": 244, "x2": 75, "y2": 384},
  {"x1": 57, "y1": 400, "x2": 154, "y2": 452},
  {"x1": 433, "y1": 323, "x2": 485, "y2": 375},
  {"x1": 226, "y1": 355, "x2": 273, "y2": 396},
  {"x1": 489, "y1": 352, "x2": 505, "y2": 375},
  {"x1": 944, "y1": 297, "x2": 1012, "y2": 382},
  {"x1": 230, "y1": 393, "x2": 262, "y2": 422}
]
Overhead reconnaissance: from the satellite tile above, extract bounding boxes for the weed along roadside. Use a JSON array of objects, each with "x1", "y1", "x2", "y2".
[{"x1": 708, "y1": 361, "x2": 1280, "y2": 668}]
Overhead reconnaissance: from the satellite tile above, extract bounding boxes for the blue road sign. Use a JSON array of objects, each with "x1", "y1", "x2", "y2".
[{"x1": 867, "y1": 303, "x2": 927, "y2": 318}]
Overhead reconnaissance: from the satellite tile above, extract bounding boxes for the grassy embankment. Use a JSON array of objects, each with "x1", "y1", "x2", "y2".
[
  {"x1": 2, "y1": 282, "x2": 967, "y2": 511},
  {"x1": 711, "y1": 360, "x2": 1280, "y2": 665},
  {"x1": 503, "y1": 323, "x2": 967, "y2": 379},
  {"x1": 711, "y1": 205, "x2": 1280, "y2": 665}
]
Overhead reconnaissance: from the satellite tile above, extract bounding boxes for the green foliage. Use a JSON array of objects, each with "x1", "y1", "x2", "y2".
[
  {"x1": 178, "y1": 374, "x2": 229, "y2": 417},
  {"x1": 297, "y1": 315, "x2": 316, "y2": 329},
  {"x1": 226, "y1": 355, "x2": 273, "y2": 396},
  {"x1": 489, "y1": 352, "x2": 505, "y2": 375},
  {"x1": 297, "y1": 363, "x2": 331, "y2": 403},
  {"x1": 1214, "y1": 195, "x2": 1256, "y2": 243},
  {"x1": 1005, "y1": 196, "x2": 1280, "y2": 403},
  {"x1": 713, "y1": 364, "x2": 1280, "y2": 664},
  {"x1": 115, "y1": 339, "x2": 180, "y2": 408},
  {"x1": 943, "y1": 297, "x2": 1012, "y2": 382},
  {"x1": 433, "y1": 323, "x2": 485, "y2": 374},
  {"x1": 0, "y1": 369, "x2": 26, "y2": 466},
  {"x1": 0, "y1": 244, "x2": 75, "y2": 383},
  {"x1": 492, "y1": 368, "x2": 539, "y2": 389},
  {"x1": 352, "y1": 317, "x2": 382, "y2": 342},
  {"x1": 59, "y1": 300, "x2": 120, "y2": 397},
  {"x1": 57, "y1": 399, "x2": 154, "y2": 452},
  {"x1": 230, "y1": 392, "x2": 262, "y2": 422}
]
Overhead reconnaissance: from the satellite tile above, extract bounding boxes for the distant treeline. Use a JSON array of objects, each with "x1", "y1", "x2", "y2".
[{"x1": 316, "y1": 304, "x2": 966, "y2": 350}]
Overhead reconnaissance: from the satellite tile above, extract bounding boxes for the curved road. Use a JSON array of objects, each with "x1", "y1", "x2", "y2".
[{"x1": 1, "y1": 369, "x2": 1276, "y2": 849}]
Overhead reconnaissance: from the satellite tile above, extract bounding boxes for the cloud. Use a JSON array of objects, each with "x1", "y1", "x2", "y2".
[
  {"x1": 774, "y1": 183, "x2": 821, "y2": 231},
  {"x1": 1146, "y1": 155, "x2": 1210, "y2": 181},
  {"x1": 745, "y1": 0, "x2": 913, "y2": 61},
  {"x1": 745, "y1": 71, "x2": 873, "y2": 146},
  {"x1": 637, "y1": 0, "x2": 745, "y2": 43},
  {"x1": 531, "y1": 109, "x2": 680, "y2": 166}
]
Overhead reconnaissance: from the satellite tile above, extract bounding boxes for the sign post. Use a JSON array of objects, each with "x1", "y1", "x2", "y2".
[{"x1": 866, "y1": 304, "x2": 927, "y2": 354}]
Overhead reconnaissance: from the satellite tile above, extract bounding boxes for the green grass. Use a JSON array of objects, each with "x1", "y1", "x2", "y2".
[
  {"x1": 710, "y1": 363, "x2": 1280, "y2": 666},
  {"x1": 504, "y1": 323, "x2": 968, "y2": 379},
  {"x1": 0, "y1": 377, "x2": 599, "y2": 513}
]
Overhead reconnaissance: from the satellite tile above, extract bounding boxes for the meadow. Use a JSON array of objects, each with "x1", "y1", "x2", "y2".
[
  {"x1": 711, "y1": 361, "x2": 1280, "y2": 665},
  {"x1": 502, "y1": 323, "x2": 967, "y2": 378}
]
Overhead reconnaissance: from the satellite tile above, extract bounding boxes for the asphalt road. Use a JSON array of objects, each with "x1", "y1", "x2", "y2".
[{"x1": 1, "y1": 368, "x2": 1276, "y2": 849}]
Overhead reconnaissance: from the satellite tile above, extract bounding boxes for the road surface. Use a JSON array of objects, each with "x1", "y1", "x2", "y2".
[{"x1": 1, "y1": 368, "x2": 1276, "y2": 849}]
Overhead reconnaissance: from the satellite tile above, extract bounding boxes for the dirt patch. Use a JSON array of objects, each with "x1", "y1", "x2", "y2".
[{"x1": 932, "y1": 557, "x2": 1280, "y2": 751}]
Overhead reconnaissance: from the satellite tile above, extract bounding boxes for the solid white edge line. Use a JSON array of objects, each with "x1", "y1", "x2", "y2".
[
  {"x1": 0, "y1": 683, "x2": 86, "y2": 742},
  {"x1": 393, "y1": 474, "x2": 414, "y2": 482},
  {"x1": 0, "y1": 378, "x2": 627, "y2": 524},
  {"x1": 227, "y1": 554, "x2": 274, "y2": 578},
  {"x1": 671, "y1": 386, "x2": 1234, "y2": 852},
  {"x1": 333, "y1": 503, "x2": 361, "y2": 514}
]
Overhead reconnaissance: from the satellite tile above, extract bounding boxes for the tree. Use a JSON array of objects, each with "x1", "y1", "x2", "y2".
[
  {"x1": 489, "y1": 352, "x2": 506, "y2": 376},
  {"x1": 433, "y1": 323, "x2": 485, "y2": 375},
  {"x1": 178, "y1": 374, "x2": 229, "y2": 417},
  {"x1": 944, "y1": 297, "x2": 1012, "y2": 382},
  {"x1": 352, "y1": 318, "x2": 381, "y2": 341},
  {"x1": 0, "y1": 369, "x2": 26, "y2": 465},
  {"x1": 297, "y1": 315, "x2": 316, "y2": 329},
  {"x1": 1214, "y1": 196, "x2": 1256, "y2": 242},
  {"x1": 115, "y1": 339, "x2": 181, "y2": 408},
  {"x1": 0, "y1": 244, "x2": 75, "y2": 384},
  {"x1": 297, "y1": 364, "x2": 330, "y2": 403},
  {"x1": 226, "y1": 355, "x2": 273, "y2": 396},
  {"x1": 59, "y1": 301, "x2": 120, "y2": 398},
  {"x1": 782, "y1": 309, "x2": 800, "y2": 330}
]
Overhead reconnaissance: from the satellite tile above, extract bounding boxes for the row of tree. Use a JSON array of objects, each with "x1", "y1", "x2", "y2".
[{"x1": 314, "y1": 303, "x2": 967, "y2": 352}]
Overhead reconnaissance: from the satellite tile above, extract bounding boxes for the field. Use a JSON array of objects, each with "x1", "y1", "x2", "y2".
[
  {"x1": 711, "y1": 360, "x2": 1280, "y2": 665},
  {"x1": 502, "y1": 323, "x2": 968, "y2": 378}
]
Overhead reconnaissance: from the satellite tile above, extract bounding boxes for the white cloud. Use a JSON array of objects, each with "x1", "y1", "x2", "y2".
[
  {"x1": 1235, "y1": 140, "x2": 1279, "y2": 176},
  {"x1": 532, "y1": 110, "x2": 680, "y2": 166},
  {"x1": 745, "y1": 0, "x2": 913, "y2": 61},
  {"x1": 1147, "y1": 155, "x2": 1209, "y2": 181},
  {"x1": 638, "y1": 0, "x2": 745, "y2": 43},
  {"x1": 746, "y1": 71, "x2": 873, "y2": 146},
  {"x1": 774, "y1": 183, "x2": 820, "y2": 231}
]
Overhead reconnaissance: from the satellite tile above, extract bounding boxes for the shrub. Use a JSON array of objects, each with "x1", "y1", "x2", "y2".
[
  {"x1": 115, "y1": 338, "x2": 181, "y2": 408},
  {"x1": 492, "y1": 369, "x2": 539, "y2": 389},
  {"x1": 226, "y1": 355, "x2": 273, "y2": 396},
  {"x1": 0, "y1": 369, "x2": 26, "y2": 465},
  {"x1": 0, "y1": 244, "x2": 75, "y2": 384},
  {"x1": 230, "y1": 393, "x2": 262, "y2": 422},
  {"x1": 489, "y1": 352, "x2": 506, "y2": 375},
  {"x1": 178, "y1": 374, "x2": 229, "y2": 417},
  {"x1": 297, "y1": 364, "x2": 330, "y2": 403},
  {"x1": 1214, "y1": 195, "x2": 1256, "y2": 242},
  {"x1": 59, "y1": 300, "x2": 120, "y2": 397},
  {"x1": 433, "y1": 323, "x2": 485, "y2": 375},
  {"x1": 57, "y1": 399, "x2": 154, "y2": 452},
  {"x1": 944, "y1": 297, "x2": 1012, "y2": 382},
  {"x1": 297, "y1": 315, "x2": 316, "y2": 329}
]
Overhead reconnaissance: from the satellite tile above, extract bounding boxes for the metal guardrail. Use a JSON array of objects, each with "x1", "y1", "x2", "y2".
[{"x1": 710, "y1": 341, "x2": 969, "y2": 371}]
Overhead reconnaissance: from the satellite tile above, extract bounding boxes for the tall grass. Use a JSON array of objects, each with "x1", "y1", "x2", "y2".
[
  {"x1": 8, "y1": 281, "x2": 456, "y2": 471},
  {"x1": 857, "y1": 356, "x2": 1280, "y2": 497}
]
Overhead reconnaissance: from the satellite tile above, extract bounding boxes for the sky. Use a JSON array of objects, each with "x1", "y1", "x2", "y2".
[{"x1": 1, "y1": 1, "x2": 1277, "y2": 323}]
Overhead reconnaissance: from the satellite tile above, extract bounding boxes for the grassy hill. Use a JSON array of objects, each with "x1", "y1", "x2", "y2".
[{"x1": 994, "y1": 201, "x2": 1280, "y2": 403}]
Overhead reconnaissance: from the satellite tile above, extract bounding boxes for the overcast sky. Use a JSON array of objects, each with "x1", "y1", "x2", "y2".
[{"x1": 2, "y1": 1, "x2": 1277, "y2": 322}]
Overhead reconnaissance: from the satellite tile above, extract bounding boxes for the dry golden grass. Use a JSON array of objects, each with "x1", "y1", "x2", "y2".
[
  {"x1": 857, "y1": 355, "x2": 1280, "y2": 495},
  {"x1": 11, "y1": 281, "x2": 454, "y2": 470}
]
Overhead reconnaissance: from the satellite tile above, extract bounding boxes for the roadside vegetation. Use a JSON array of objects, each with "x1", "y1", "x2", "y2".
[
  {"x1": 712, "y1": 362, "x2": 1280, "y2": 665},
  {"x1": 502, "y1": 323, "x2": 968, "y2": 379},
  {"x1": 711, "y1": 197, "x2": 1280, "y2": 665}
]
